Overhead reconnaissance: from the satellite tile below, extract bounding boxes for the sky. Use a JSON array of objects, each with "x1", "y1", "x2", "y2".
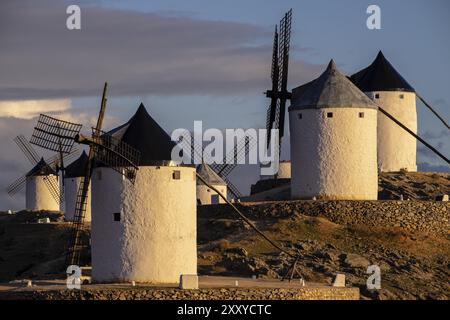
[{"x1": 0, "y1": 0, "x2": 449, "y2": 210}]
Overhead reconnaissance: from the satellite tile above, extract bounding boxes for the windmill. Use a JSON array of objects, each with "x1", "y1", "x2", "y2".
[
  {"x1": 175, "y1": 11, "x2": 294, "y2": 199},
  {"x1": 207, "y1": 135, "x2": 255, "y2": 199},
  {"x1": 6, "y1": 134, "x2": 79, "y2": 209},
  {"x1": 264, "y1": 9, "x2": 293, "y2": 173},
  {"x1": 178, "y1": 130, "x2": 256, "y2": 200},
  {"x1": 63, "y1": 151, "x2": 92, "y2": 222},
  {"x1": 28, "y1": 83, "x2": 141, "y2": 266}
]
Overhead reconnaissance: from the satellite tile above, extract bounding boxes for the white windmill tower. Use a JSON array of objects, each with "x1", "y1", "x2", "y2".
[
  {"x1": 277, "y1": 160, "x2": 291, "y2": 179},
  {"x1": 289, "y1": 60, "x2": 379, "y2": 200},
  {"x1": 91, "y1": 103, "x2": 197, "y2": 284},
  {"x1": 63, "y1": 151, "x2": 91, "y2": 222},
  {"x1": 28, "y1": 83, "x2": 142, "y2": 268},
  {"x1": 260, "y1": 160, "x2": 291, "y2": 181},
  {"x1": 351, "y1": 51, "x2": 417, "y2": 172},
  {"x1": 6, "y1": 135, "x2": 78, "y2": 212},
  {"x1": 196, "y1": 163, "x2": 227, "y2": 205},
  {"x1": 25, "y1": 158, "x2": 60, "y2": 211}
]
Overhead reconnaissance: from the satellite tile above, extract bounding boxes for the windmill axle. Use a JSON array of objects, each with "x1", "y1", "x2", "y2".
[{"x1": 265, "y1": 90, "x2": 292, "y2": 100}]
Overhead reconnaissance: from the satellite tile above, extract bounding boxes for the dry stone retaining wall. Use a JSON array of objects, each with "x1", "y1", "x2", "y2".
[
  {"x1": 200, "y1": 200, "x2": 449, "y2": 236},
  {"x1": 0, "y1": 287, "x2": 359, "y2": 300}
]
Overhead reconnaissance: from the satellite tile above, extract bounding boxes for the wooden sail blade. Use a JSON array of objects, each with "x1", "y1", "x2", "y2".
[
  {"x1": 224, "y1": 176, "x2": 242, "y2": 200},
  {"x1": 277, "y1": 9, "x2": 292, "y2": 140},
  {"x1": 42, "y1": 175, "x2": 62, "y2": 206},
  {"x1": 67, "y1": 83, "x2": 108, "y2": 267},
  {"x1": 14, "y1": 135, "x2": 41, "y2": 165},
  {"x1": 6, "y1": 175, "x2": 26, "y2": 196},
  {"x1": 90, "y1": 128, "x2": 141, "y2": 184},
  {"x1": 30, "y1": 114, "x2": 82, "y2": 154}
]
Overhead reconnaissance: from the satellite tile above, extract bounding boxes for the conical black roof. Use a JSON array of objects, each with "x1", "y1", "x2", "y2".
[
  {"x1": 26, "y1": 158, "x2": 57, "y2": 177},
  {"x1": 290, "y1": 60, "x2": 378, "y2": 110},
  {"x1": 350, "y1": 51, "x2": 414, "y2": 92},
  {"x1": 107, "y1": 103, "x2": 176, "y2": 165},
  {"x1": 65, "y1": 151, "x2": 88, "y2": 178},
  {"x1": 196, "y1": 164, "x2": 226, "y2": 186}
]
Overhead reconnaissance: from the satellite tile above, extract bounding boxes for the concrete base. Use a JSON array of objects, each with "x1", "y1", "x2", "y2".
[
  {"x1": 0, "y1": 276, "x2": 360, "y2": 300},
  {"x1": 333, "y1": 274, "x2": 346, "y2": 287},
  {"x1": 180, "y1": 275, "x2": 199, "y2": 290}
]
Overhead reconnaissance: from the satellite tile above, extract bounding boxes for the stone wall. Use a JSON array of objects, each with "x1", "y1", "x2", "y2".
[
  {"x1": 250, "y1": 178, "x2": 290, "y2": 195},
  {"x1": 0, "y1": 287, "x2": 359, "y2": 300},
  {"x1": 199, "y1": 200, "x2": 449, "y2": 236}
]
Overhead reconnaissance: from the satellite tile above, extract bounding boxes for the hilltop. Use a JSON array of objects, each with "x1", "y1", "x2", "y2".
[{"x1": 247, "y1": 172, "x2": 450, "y2": 202}]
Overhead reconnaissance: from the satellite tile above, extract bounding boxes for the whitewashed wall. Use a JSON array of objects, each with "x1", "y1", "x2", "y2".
[
  {"x1": 277, "y1": 161, "x2": 291, "y2": 179},
  {"x1": 196, "y1": 184, "x2": 227, "y2": 205},
  {"x1": 289, "y1": 108, "x2": 378, "y2": 200},
  {"x1": 63, "y1": 177, "x2": 91, "y2": 222},
  {"x1": 25, "y1": 175, "x2": 60, "y2": 211},
  {"x1": 259, "y1": 161, "x2": 291, "y2": 180},
  {"x1": 91, "y1": 166, "x2": 197, "y2": 284},
  {"x1": 367, "y1": 91, "x2": 417, "y2": 172}
]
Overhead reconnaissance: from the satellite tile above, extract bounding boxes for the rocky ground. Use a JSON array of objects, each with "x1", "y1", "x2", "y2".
[
  {"x1": 0, "y1": 285, "x2": 358, "y2": 300},
  {"x1": 248, "y1": 172, "x2": 450, "y2": 201},
  {"x1": 197, "y1": 204, "x2": 449, "y2": 300},
  {"x1": 0, "y1": 211, "x2": 89, "y2": 282},
  {"x1": 378, "y1": 172, "x2": 450, "y2": 200},
  {"x1": 0, "y1": 191, "x2": 449, "y2": 300}
]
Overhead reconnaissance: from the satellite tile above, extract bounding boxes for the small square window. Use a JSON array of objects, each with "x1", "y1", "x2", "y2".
[
  {"x1": 399, "y1": 94, "x2": 404, "y2": 99},
  {"x1": 173, "y1": 170, "x2": 181, "y2": 180},
  {"x1": 211, "y1": 194, "x2": 220, "y2": 204},
  {"x1": 113, "y1": 212, "x2": 121, "y2": 222},
  {"x1": 374, "y1": 93, "x2": 380, "y2": 99},
  {"x1": 359, "y1": 112, "x2": 365, "y2": 118},
  {"x1": 327, "y1": 112, "x2": 333, "y2": 118},
  {"x1": 298, "y1": 113, "x2": 302, "y2": 119}
]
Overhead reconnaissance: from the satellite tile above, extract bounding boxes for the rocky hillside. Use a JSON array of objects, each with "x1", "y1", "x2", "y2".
[
  {"x1": 197, "y1": 203, "x2": 449, "y2": 300},
  {"x1": 378, "y1": 172, "x2": 450, "y2": 200},
  {"x1": 0, "y1": 201, "x2": 448, "y2": 300},
  {"x1": 0, "y1": 211, "x2": 89, "y2": 282}
]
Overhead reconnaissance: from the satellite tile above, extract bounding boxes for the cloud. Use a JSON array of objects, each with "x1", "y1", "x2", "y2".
[
  {"x1": 417, "y1": 162, "x2": 450, "y2": 173},
  {"x1": 0, "y1": 0, "x2": 324, "y2": 210},
  {"x1": 418, "y1": 141, "x2": 445, "y2": 159},
  {"x1": 0, "y1": 99, "x2": 71, "y2": 119},
  {"x1": 422, "y1": 129, "x2": 450, "y2": 140},
  {"x1": 0, "y1": 117, "x2": 36, "y2": 210},
  {"x1": 0, "y1": 104, "x2": 105, "y2": 211},
  {"x1": 0, "y1": 0, "x2": 322, "y2": 100},
  {"x1": 432, "y1": 98, "x2": 448, "y2": 107}
]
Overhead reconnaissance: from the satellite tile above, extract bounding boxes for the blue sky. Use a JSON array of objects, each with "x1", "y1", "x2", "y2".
[
  {"x1": 0, "y1": 0, "x2": 449, "y2": 209},
  {"x1": 90, "y1": 0, "x2": 450, "y2": 132},
  {"x1": 100, "y1": 0, "x2": 450, "y2": 166}
]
